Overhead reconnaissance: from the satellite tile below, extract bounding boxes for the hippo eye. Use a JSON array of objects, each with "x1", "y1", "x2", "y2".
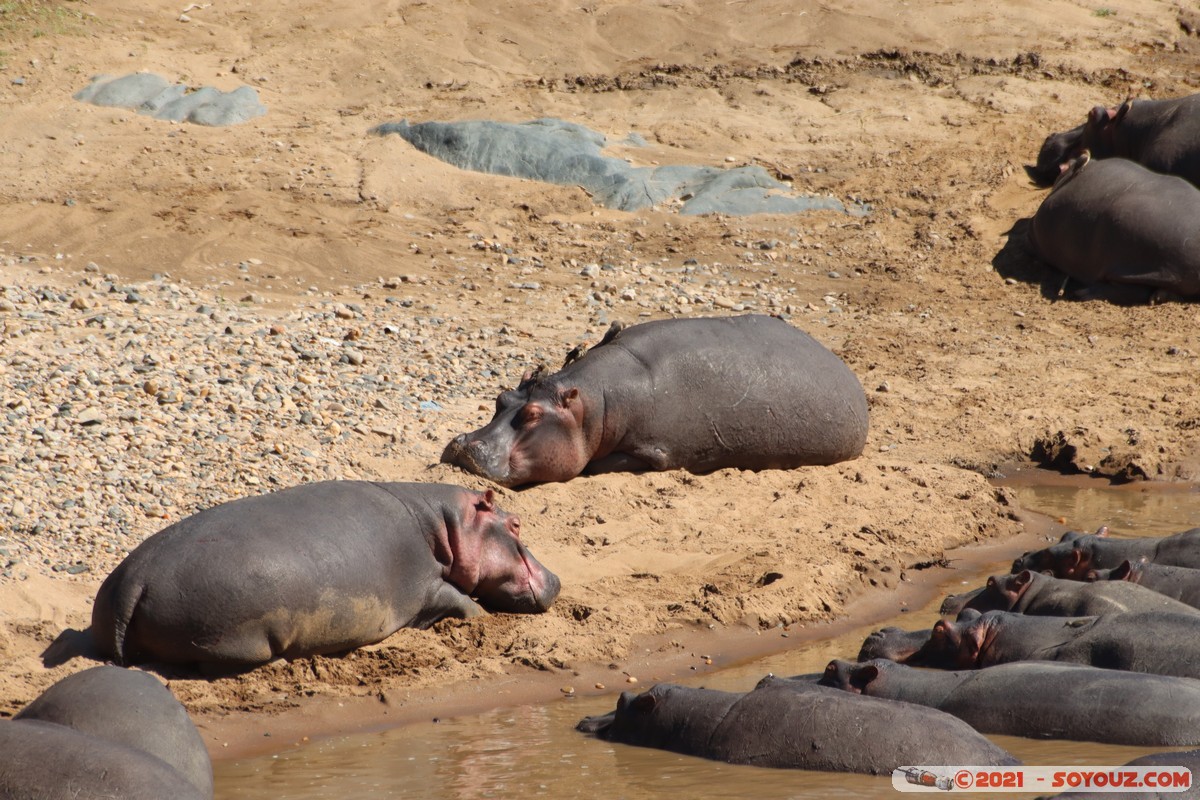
[{"x1": 516, "y1": 405, "x2": 543, "y2": 428}]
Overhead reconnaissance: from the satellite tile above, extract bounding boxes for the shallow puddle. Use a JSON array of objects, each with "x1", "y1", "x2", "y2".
[{"x1": 214, "y1": 476, "x2": 1200, "y2": 799}]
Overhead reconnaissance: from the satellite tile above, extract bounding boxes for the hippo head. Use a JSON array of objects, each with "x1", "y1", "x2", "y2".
[
  {"x1": 962, "y1": 571, "x2": 1032, "y2": 613},
  {"x1": 443, "y1": 489, "x2": 560, "y2": 613},
  {"x1": 940, "y1": 585, "x2": 985, "y2": 616},
  {"x1": 857, "y1": 625, "x2": 931, "y2": 663},
  {"x1": 1012, "y1": 527, "x2": 1107, "y2": 578},
  {"x1": 908, "y1": 609, "x2": 988, "y2": 670},
  {"x1": 1081, "y1": 99, "x2": 1132, "y2": 158},
  {"x1": 576, "y1": 686, "x2": 675, "y2": 746},
  {"x1": 819, "y1": 659, "x2": 881, "y2": 694},
  {"x1": 442, "y1": 371, "x2": 593, "y2": 487},
  {"x1": 1087, "y1": 559, "x2": 1142, "y2": 584},
  {"x1": 1025, "y1": 124, "x2": 1085, "y2": 187}
]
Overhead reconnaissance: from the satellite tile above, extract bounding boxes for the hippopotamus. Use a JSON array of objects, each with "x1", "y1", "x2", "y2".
[
  {"x1": 1027, "y1": 94, "x2": 1200, "y2": 187},
  {"x1": 1014, "y1": 526, "x2": 1200, "y2": 577},
  {"x1": 1027, "y1": 153, "x2": 1200, "y2": 303},
  {"x1": 441, "y1": 315, "x2": 869, "y2": 487},
  {"x1": 92, "y1": 481, "x2": 561, "y2": 667},
  {"x1": 1089, "y1": 559, "x2": 1200, "y2": 610},
  {"x1": 0, "y1": 720, "x2": 206, "y2": 800},
  {"x1": 820, "y1": 658, "x2": 1200, "y2": 746},
  {"x1": 576, "y1": 675, "x2": 1019, "y2": 774},
  {"x1": 903, "y1": 609, "x2": 1200, "y2": 679},
  {"x1": 940, "y1": 569, "x2": 1198, "y2": 618},
  {"x1": 14, "y1": 666, "x2": 211, "y2": 796}
]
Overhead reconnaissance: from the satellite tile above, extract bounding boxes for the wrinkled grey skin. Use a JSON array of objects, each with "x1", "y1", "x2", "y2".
[
  {"x1": 1090, "y1": 559, "x2": 1200, "y2": 610},
  {"x1": 92, "y1": 481, "x2": 560, "y2": 667},
  {"x1": 1028, "y1": 94, "x2": 1200, "y2": 187},
  {"x1": 576, "y1": 676, "x2": 1019, "y2": 773},
  {"x1": 821, "y1": 658, "x2": 1200, "y2": 746},
  {"x1": 443, "y1": 315, "x2": 869, "y2": 487},
  {"x1": 1041, "y1": 749, "x2": 1200, "y2": 800},
  {"x1": 905, "y1": 609, "x2": 1200, "y2": 679},
  {"x1": 0, "y1": 719, "x2": 205, "y2": 800},
  {"x1": 1027, "y1": 154, "x2": 1200, "y2": 303},
  {"x1": 1014, "y1": 526, "x2": 1200, "y2": 578},
  {"x1": 941, "y1": 569, "x2": 1198, "y2": 618},
  {"x1": 14, "y1": 666, "x2": 211, "y2": 797}
]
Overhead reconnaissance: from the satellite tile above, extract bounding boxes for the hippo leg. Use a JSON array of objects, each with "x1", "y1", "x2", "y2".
[
  {"x1": 416, "y1": 582, "x2": 486, "y2": 626},
  {"x1": 584, "y1": 452, "x2": 656, "y2": 475}
]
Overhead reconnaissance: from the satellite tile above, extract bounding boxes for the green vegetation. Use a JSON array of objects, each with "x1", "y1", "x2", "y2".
[
  {"x1": 0, "y1": 0, "x2": 88, "y2": 39},
  {"x1": 1093, "y1": 7, "x2": 1116, "y2": 17}
]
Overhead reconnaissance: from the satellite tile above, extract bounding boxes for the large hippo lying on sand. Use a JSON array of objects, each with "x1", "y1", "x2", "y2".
[
  {"x1": 1, "y1": 665, "x2": 211, "y2": 799},
  {"x1": 939, "y1": 569, "x2": 1198, "y2": 617},
  {"x1": 1014, "y1": 526, "x2": 1200, "y2": 577},
  {"x1": 1028, "y1": 94, "x2": 1200, "y2": 187},
  {"x1": 442, "y1": 315, "x2": 869, "y2": 487},
  {"x1": 576, "y1": 675, "x2": 1018, "y2": 773},
  {"x1": 900, "y1": 609, "x2": 1200, "y2": 679},
  {"x1": 92, "y1": 481, "x2": 560, "y2": 667},
  {"x1": 1027, "y1": 154, "x2": 1200, "y2": 303},
  {"x1": 821, "y1": 658, "x2": 1200, "y2": 746}
]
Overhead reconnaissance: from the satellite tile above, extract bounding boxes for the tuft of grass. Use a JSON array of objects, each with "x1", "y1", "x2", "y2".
[
  {"x1": 0, "y1": 0, "x2": 89, "y2": 40},
  {"x1": 1093, "y1": 7, "x2": 1116, "y2": 17}
]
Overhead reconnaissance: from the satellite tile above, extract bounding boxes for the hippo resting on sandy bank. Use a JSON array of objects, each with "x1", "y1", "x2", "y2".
[
  {"x1": 1027, "y1": 94, "x2": 1200, "y2": 187},
  {"x1": 442, "y1": 315, "x2": 869, "y2": 487},
  {"x1": 1, "y1": 665, "x2": 212, "y2": 799},
  {"x1": 92, "y1": 481, "x2": 560, "y2": 668},
  {"x1": 1013, "y1": 526, "x2": 1200, "y2": 577},
  {"x1": 1027, "y1": 153, "x2": 1200, "y2": 303},
  {"x1": 866, "y1": 608, "x2": 1200, "y2": 680},
  {"x1": 821, "y1": 658, "x2": 1200, "y2": 747},
  {"x1": 938, "y1": 568, "x2": 1199, "y2": 618},
  {"x1": 576, "y1": 675, "x2": 1018, "y2": 773}
]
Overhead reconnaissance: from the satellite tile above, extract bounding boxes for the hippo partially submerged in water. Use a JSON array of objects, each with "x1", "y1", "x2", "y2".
[
  {"x1": 92, "y1": 481, "x2": 560, "y2": 668},
  {"x1": 442, "y1": 315, "x2": 869, "y2": 487},
  {"x1": 577, "y1": 675, "x2": 1018, "y2": 773}
]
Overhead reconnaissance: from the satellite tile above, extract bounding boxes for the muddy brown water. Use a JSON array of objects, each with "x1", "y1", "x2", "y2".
[{"x1": 214, "y1": 477, "x2": 1200, "y2": 799}]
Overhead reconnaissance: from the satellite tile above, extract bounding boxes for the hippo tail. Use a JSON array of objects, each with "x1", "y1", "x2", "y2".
[{"x1": 90, "y1": 570, "x2": 144, "y2": 666}]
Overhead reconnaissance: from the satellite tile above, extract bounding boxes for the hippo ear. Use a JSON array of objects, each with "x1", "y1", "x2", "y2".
[
  {"x1": 1109, "y1": 560, "x2": 1134, "y2": 582},
  {"x1": 629, "y1": 692, "x2": 657, "y2": 715},
  {"x1": 1013, "y1": 570, "x2": 1032, "y2": 588},
  {"x1": 1094, "y1": 525, "x2": 1110, "y2": 538},
  {"x1": 1088, "y1": 105, "x2": 1109, "y2": 125},
  {"x1": 1114, "y1": 99, "x2": 1132, "y2": 122},
  {"x1": 849, "y1": 664, "x2": 879, "y2": 693},
  {"x1": 477, "y1": 489, "x2": 496, "y2": 512}
]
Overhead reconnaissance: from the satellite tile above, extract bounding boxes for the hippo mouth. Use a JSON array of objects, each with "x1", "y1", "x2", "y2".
[
  {"x1": 575, "y1": 710, "x2": 614, "y2": 737},
  {"x1": 440, "y1": 437, "x2": 515, "y2": 486}
]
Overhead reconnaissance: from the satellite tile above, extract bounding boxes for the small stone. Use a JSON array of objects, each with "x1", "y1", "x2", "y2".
[
  {"x1": 625, "y1": 676, "x2": 638, "y2": 685},
  {"x1": 560, "y1": 686, "x2": 575, "y2": 696},
  {"x1": 76, "y1": 408, "x2": 104, "y2": 425},
  {"x1": 713, "y1": 296, "x2": 736, "y2": 309},
  {"x1": 594, "y1": 683, "x2": 605, "y2": 690}
]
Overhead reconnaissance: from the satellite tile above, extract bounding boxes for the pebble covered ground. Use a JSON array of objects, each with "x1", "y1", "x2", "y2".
[{"x1": 0, "y1": 234, "x2": 856, "y2": 583}]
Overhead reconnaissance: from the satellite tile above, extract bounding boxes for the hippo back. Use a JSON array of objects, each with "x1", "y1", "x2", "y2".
[{"x1": 571, "y1": 315, "x2": 869, "y2": 470}]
